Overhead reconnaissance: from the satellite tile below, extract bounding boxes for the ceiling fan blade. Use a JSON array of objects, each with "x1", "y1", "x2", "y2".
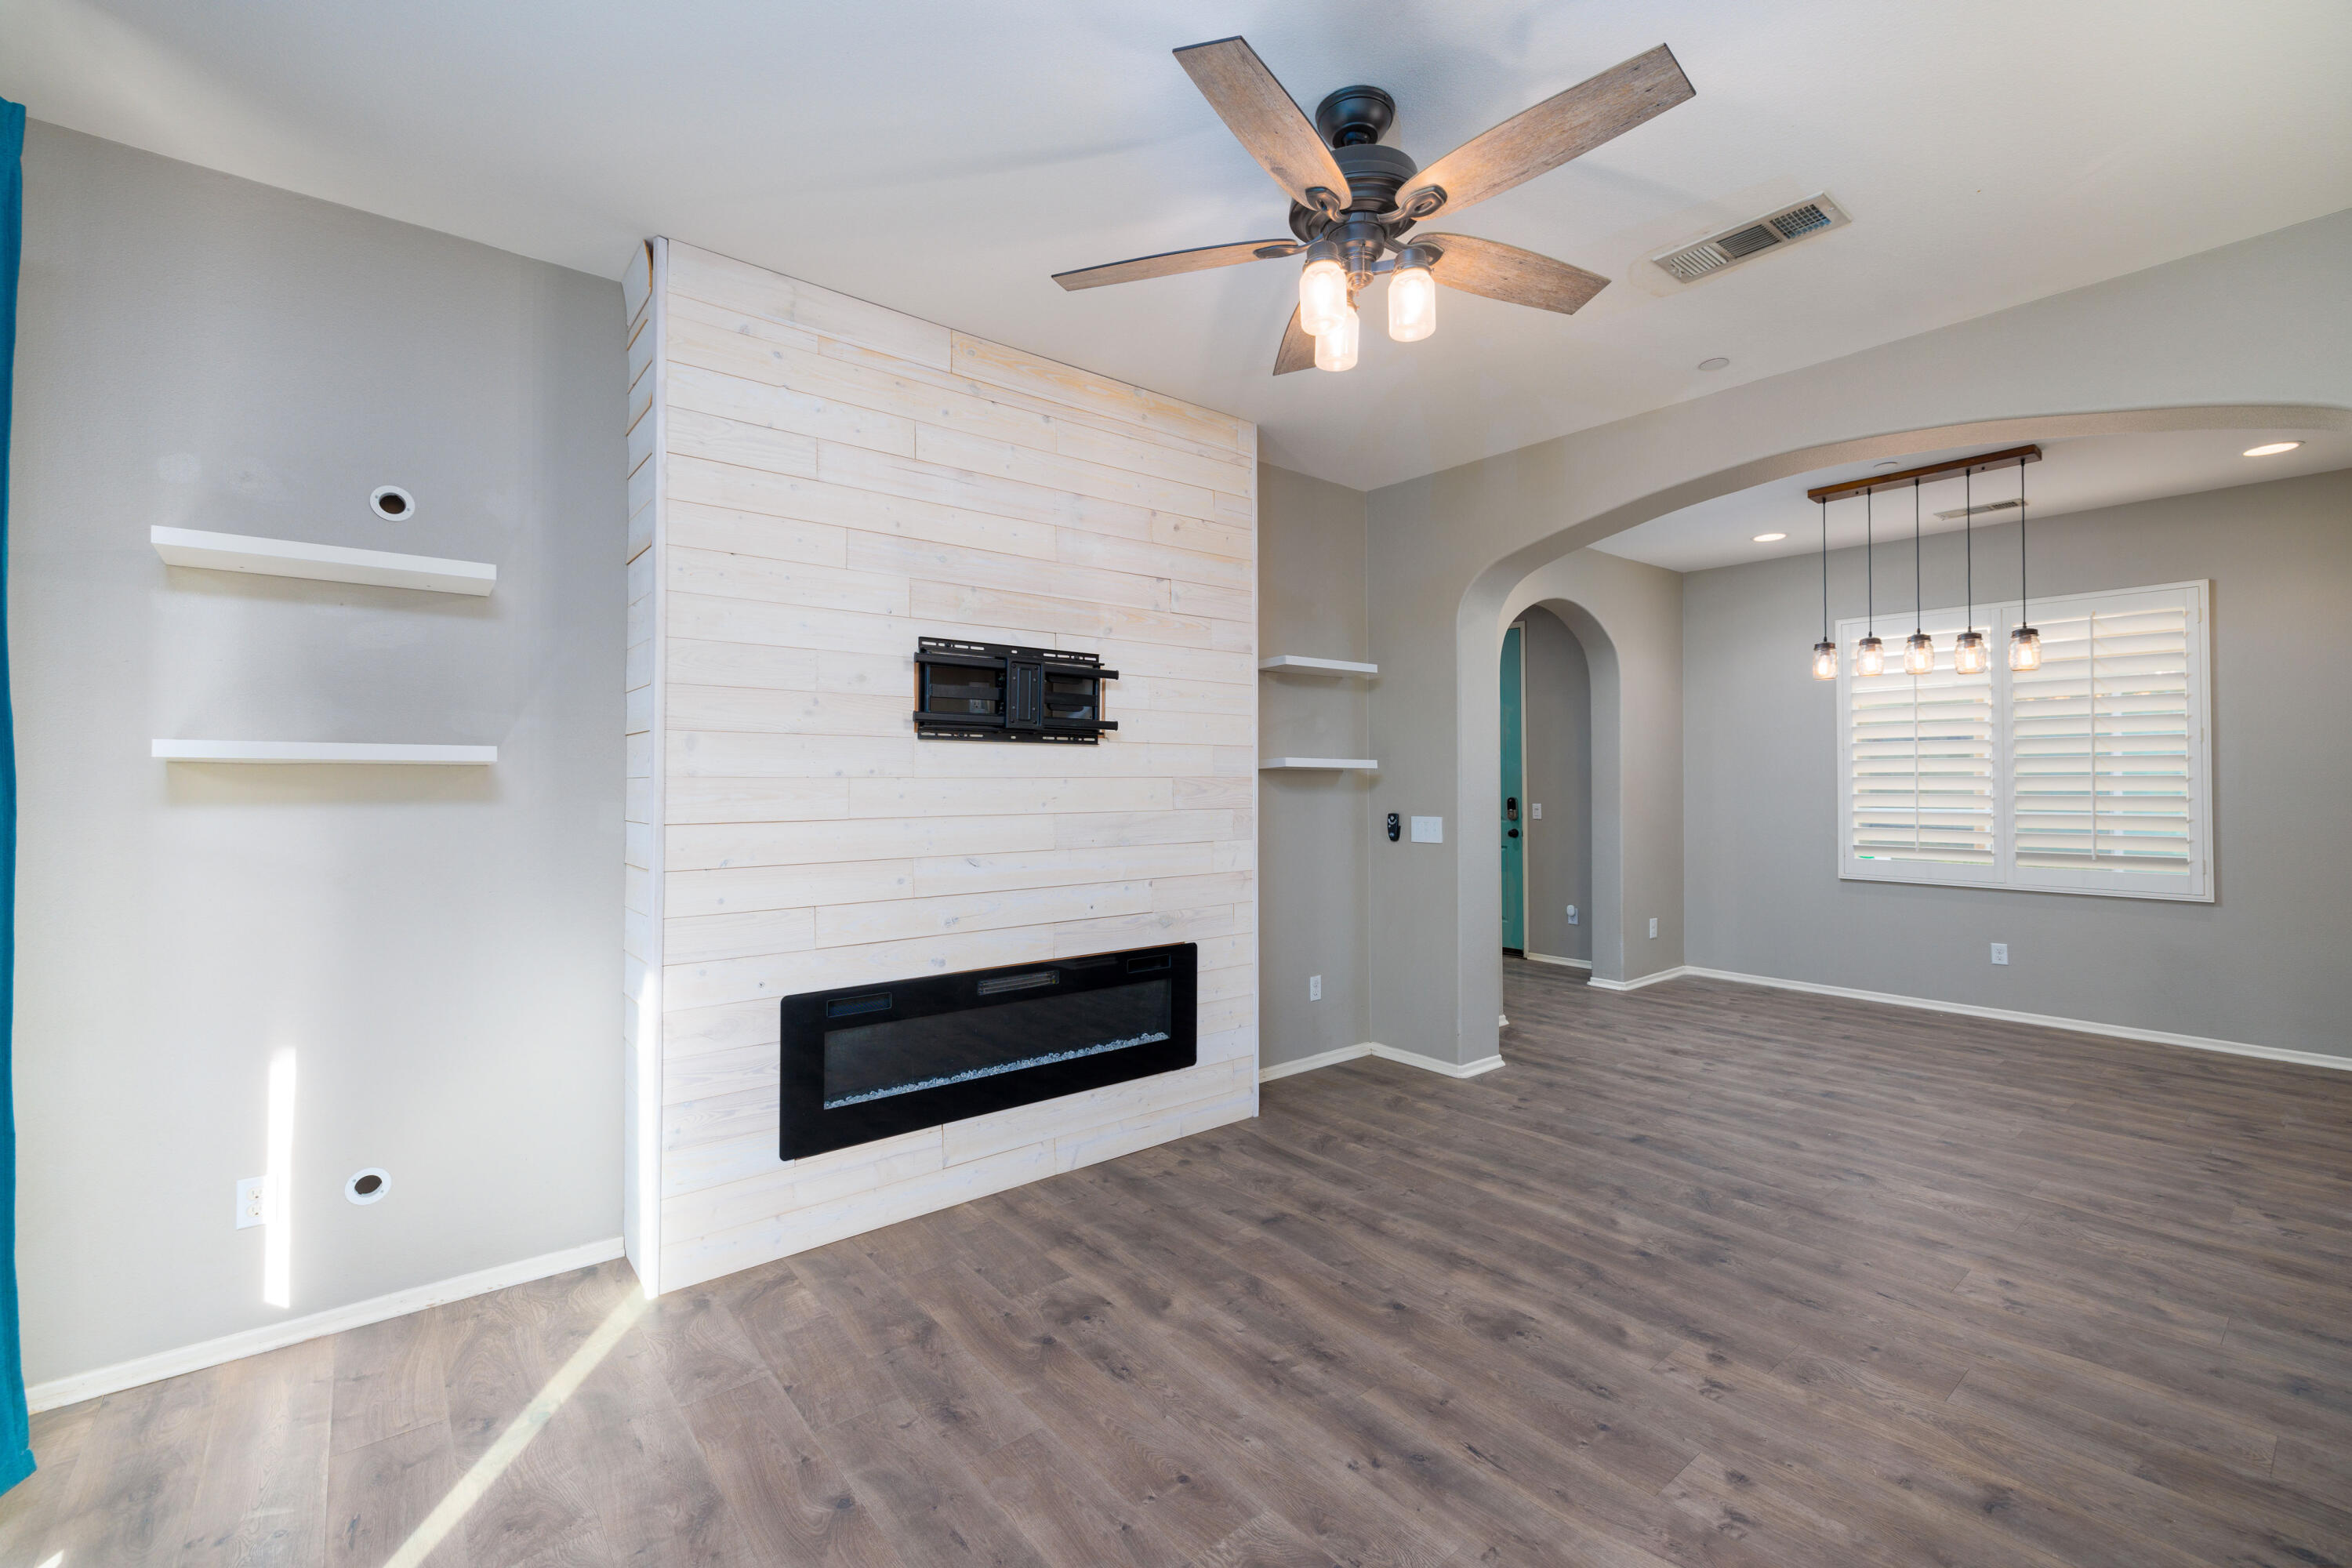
[
  {"x1": 1421, "y1": 234, "x2": 1610, "y2": 315},
  {"x1": 1398, "y1": 45, "x2": 1693, "y2": 221},
  {"x1": 1053, "y1": 238, "x2": 1301, "y2": 292},
  {"x1": 1273, "y1": 306, "x2": 1317, "y2": 375},
  {"x1": 1174, "y1": 37, "x2": 1352, "y2": 219}
]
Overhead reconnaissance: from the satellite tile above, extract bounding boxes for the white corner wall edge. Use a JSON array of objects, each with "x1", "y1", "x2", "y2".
[
  {"x1": 152, "y1": 525, "x2": 496, "y2": 596},
  {"x1": 1585, "y1": 964, "x2": 2351, "y2": 1073},
  {"x1": 1259, "y1": 655, "x2": 1379, "y2": 675},
  {"x1": 1524, "y1": 952, "x2": 1593, "y2": 971},
  {"x1": 153, "y1": 740, "x2": 498, "y2": 765},
  {"x1": 27, "y1": 1236, "x2": 625, "y2": 1414},
  {"x1": 1260, "y1": 757, "x2": 1380, "y2": 771},
  {"x1": 1260, "y1": 1042, "x2": 1506, "y2": 1083}
]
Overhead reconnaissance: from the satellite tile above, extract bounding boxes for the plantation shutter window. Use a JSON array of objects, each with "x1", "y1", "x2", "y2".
[{"x1": 1835, "y1": 580, "x2": 2210, "y2": 902}]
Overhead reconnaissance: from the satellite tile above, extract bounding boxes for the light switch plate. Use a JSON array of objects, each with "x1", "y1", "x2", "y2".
[
  {"x1": 1410, "y1": 815, "x2": 1442, "y2": 843},
  {"x1": 1530, "y1": 803, "x2": 1542, "y2": 818},
  {"x1": 1308, "y1": 975, "x2": 1321, "y2": 1002},
  {"x1": 1648, "y1": 917, "x2": 1660, "y2": 938}
]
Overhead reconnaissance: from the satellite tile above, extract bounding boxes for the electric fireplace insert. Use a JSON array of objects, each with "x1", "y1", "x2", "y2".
[{"x1": 779, "y1": 942, "x2": 1197, "y2": 1160}]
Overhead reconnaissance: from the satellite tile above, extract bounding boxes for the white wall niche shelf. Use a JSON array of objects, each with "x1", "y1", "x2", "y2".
[
  {"x1": 1259, "y1": 655, "x2": 1377, "y2": 675},
  {"x1": 152, "y1": 741, "x2": 497, "y2": 766},
  {"x1": 151, "y1": 526, "x2": 496, "y2": 597},
  {"x1": 1261, "y1": 757, "x2": 1380, "y2": 771}
]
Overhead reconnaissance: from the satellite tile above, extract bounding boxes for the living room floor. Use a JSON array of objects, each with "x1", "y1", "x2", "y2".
[{"x1": 9, "y1": 960, "x2": 2350, "y2": 1567}]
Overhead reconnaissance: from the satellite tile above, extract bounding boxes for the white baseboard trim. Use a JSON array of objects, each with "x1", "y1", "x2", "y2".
[
  {"x1": 27, "y1": 1235, "x2": 626, "y2": 1414},
  {"x1": 1260, "y1": 1042, "x2": 1508, "y2": 1084},
  {"x1": 1523, "y1": 952, "x2": 1592, "y2": 971},
  {"x1": 1585, "y1": 964, "x2": 1693, "y2": 993},
  {"x1": 1677, "y1": 967, "x2": 2352, "y2": 1074}
]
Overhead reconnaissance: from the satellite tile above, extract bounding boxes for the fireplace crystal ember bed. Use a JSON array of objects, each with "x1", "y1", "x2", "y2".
[{"x1": 779, "y1": 942, "x2": 1197, "y2": 1160}]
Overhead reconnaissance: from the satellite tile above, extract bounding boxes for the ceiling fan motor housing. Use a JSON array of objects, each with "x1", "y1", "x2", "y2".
[
  {"x1": 1287, "y1": 140, "x2": 1421, "y2": 248},
  {"x1": 1315, "y1": 85, "x2": 1396, "y2": 147}
]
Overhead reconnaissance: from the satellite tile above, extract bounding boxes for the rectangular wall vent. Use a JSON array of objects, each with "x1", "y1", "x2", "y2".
[
  {"x1": 1933, "y1": 497, "x2": 2026, "y2": 522},
  {"x1": 1651, "y1": 194, "x2": 1849, "y2": 284}
]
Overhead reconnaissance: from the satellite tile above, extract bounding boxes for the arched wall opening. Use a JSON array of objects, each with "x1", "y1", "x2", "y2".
[
  {"x1": 1440, "y1": 402, "x2": 2352, "y2": 1067},
  {"x1": 1512, "y1": 605, "x2": 1599, "y2": 975}
]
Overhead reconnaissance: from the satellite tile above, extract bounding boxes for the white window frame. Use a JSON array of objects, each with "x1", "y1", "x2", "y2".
[{"x1": 1835, "y1": 579, "x2": 2211, "y2": 902}]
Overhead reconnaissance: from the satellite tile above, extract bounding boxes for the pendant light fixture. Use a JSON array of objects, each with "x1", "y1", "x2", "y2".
[
  {"x1": 1854, "y1": 488, "x2": 1885, "y2": 676},
  {"x1": 2008, "y1": 454, "x2": 2042, "y2": 670},
  {"x1": 1811, "y1": 496, "x2": 1838, "y2": 680},
  {"x1": 1902, "y1": 477, "x2": 1935, "y2": 674},
  {"x1": 1953, "y1": 464, "x2": 1989, "y2": 674}
]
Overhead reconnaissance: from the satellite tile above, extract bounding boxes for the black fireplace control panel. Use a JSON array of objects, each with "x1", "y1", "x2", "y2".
[{"x1": 913, "y1": 637, "x2": 1118, "y2": 743}]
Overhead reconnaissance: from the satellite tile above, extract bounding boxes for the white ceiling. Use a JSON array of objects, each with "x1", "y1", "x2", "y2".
[
  {"x1": 1593, "y1": 430, "x2": 2352, "y2": 573},
  {"x1": 6, "y1": 0, "x2": 2350, "y2": 490}
]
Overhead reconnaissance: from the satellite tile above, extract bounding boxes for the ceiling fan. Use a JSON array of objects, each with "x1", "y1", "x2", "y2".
[{"x1": 1052, "y1": 37, "x2": 1695, "y2": 374}]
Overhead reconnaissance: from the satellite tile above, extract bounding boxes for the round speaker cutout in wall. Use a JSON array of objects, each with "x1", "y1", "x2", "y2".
[
  {"x1": 346, "y1": 1167, "x2": 391, "y2": 1205},
  {"x1": 369, "y1": 485, "x2": 416, "y2": 521}
]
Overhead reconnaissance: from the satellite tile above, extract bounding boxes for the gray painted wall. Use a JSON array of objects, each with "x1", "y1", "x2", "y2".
[
  {"x1": 11, "y1": 125, "x2": 626, "y2": 1383},
  {"x1": 1257, "y1": 463, "x2": 1372, "y2": 1068},
  {"x1": 1517, "y1": 607, "x2": 1589, "y2": 964},
  {"x1": 1683, "y1": 466, "x2": 2352, "y2": 1058},
  {"x1": 1364, "y1": 209, "x2": 2352, "y2": 1069}
]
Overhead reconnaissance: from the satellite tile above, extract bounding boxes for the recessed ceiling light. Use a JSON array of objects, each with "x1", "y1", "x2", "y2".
[
  {"x1": 2242, "y1": 441, "x2": 2303, "y2": 457},
  {"x1": 1697, "y1": 357, "x2": 1730, "y2": 372},
  {"x1": 1752, "y1": 532, "x2": 1787, "y2": 543}
]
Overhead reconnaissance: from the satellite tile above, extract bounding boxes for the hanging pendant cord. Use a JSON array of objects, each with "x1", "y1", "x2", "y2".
[
  {"x1": 1912, "y1": 477, "x2": 1923, "y2": 634},
  {"x1": 1964, "y1": 466, "x2": 1973, "y2": 634},
  {"x1": 1865, "y1": 488, "x2": 1874, "y2": 636},
  {"x1": 1819, "y1": 497, "x2": 1829, "y2": 640},
  {"x1": 2017, "y1": 456, "x2": 2029, "y2": 624}
]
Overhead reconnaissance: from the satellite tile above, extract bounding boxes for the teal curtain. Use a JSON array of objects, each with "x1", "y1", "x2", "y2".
[{"x1": 0, "y1": 94, "x2": 32, "y2": 1494}]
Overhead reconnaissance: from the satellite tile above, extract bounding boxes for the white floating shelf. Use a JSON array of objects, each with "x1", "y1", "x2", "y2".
[
  {"x1": 1259, "y1": 655, "x2": 1378, "y2": 675},
  {"x1": 1261, "y1": 757, "x2": 1380, "y2": 771},
  {"x1": 152, "y1": 526, "x2": 496, "y2": 597},
  {"x1": 153, "y1": 741, "x2": 497, "y2": 766}
]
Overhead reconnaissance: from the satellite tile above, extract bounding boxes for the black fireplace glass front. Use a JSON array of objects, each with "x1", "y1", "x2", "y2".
[{"x1": 780, "y1": 943, "x2": 1196, "y2": 1160}]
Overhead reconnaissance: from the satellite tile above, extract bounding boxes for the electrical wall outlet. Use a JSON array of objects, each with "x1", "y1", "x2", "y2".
[
  {"x1": 1565, "y1": 905, "x2": 1578, "y2": 924},
  {"x1": 1530, "y1": 802, "x2": 1542, "y2": 819},
  {"x1": 236, "y1": 1176, "x2": 268, "y2": 1229},
  {"x1": 1308, "y1": 975, "x2": 1321, "y2": 1002},
  {"x1": 1649, "y1": 917, "x2": 1660, "y2": 939},
  {"x1": 1991, "y1": 942, "x2": 2009, "y2": 966}
]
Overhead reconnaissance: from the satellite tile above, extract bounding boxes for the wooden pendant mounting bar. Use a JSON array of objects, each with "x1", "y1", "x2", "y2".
[{"x1": 1806, "y1": 444, "x2": 2042, "y2": 503}]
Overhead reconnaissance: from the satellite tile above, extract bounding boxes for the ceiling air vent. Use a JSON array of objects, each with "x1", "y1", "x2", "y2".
[{"x1": 1651, "y1": 194, "x2": 1850, "y2": 284}]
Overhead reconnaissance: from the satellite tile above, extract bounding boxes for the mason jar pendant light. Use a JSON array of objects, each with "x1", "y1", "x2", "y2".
[
  {"x1": 1902, "y1": 477, "x2": 1935, "y2": 674},
  {"x1": 1314, "y1": 297, "x2": 1360, "y2": 372},
  {"x1": 1388, "y1": 249, "x2": 1437, "y2": 343},
  {"x1": 1298, "y1": 243, "x2": 1348, "y2": 338},
  {"x1": 2008, "y1": 454, "x2": 2042, "y2": 671},
  {"x1": 1854, "y1": 487, "x2": 1885, "y2": 676},
  {"x1": 1811, "y1": 496, "x2": 1838, "y2": 680},
  {"x1": 1953, "y1": 465, "x2": 1990, "y2": 674}
]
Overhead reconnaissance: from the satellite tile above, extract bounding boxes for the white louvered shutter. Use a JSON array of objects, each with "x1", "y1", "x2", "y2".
[{"x1": 1839, "y1": 608, "x2": 1998, "y2": 882}]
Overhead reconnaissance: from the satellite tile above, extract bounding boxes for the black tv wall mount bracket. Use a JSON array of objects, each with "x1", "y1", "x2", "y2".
[{"x1": 913, "y1": 637, "x2": 1119, "y2": 743}]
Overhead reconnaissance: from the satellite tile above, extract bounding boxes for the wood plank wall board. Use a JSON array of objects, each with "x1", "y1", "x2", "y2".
[{"x1": 629, "y1": 241, "x2": 1258, "y2": 1293}]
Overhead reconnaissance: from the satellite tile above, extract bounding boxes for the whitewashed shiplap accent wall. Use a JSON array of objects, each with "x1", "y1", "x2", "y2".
[{"x1": 622, "y1": 239, "x2": 1259, "y2": 1293}]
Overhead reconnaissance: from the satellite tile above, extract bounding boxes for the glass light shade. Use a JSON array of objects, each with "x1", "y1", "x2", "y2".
[
  {"x1": 1299, "y1": 257, "x2": 1348, "y2": 338},
  {"x1": 1388, "y1": 264, "x2": 1436, "y2": 342},
  {"x1": 1811, "y1": 641, "x2": 1839, "y2": 681},
  {"x1": 1952, "y1": 630, "x2": 1989, "y2": 675},
  {"x1": 1313, "y1": 303, "x2": 1359, "y2": 372},
  {"x1": 2009, "y1": 626, "x2": 2042, "y2": 671},
  {"x1": 1903, "y1": 632, "x2": 1935, "y2": 675},
  {"x1": 1854, "y1": 636, "x2": 1885, "y2": 677}
]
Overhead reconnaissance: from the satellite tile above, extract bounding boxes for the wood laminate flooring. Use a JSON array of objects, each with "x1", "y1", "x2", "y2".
[{"x1": 9, "y1": 961, "x2": 2352, "y2": 1566}]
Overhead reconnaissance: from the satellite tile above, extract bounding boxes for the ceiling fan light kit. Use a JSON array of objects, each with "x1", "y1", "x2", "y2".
[{"x1": 1053, "y1": 36, "x2": 1696, "y2": 375}]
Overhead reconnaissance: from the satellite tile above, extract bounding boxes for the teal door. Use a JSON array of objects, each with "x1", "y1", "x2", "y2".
[{"x1": 1500, "y1": 624, "x2": 1525, "y2": 951}]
